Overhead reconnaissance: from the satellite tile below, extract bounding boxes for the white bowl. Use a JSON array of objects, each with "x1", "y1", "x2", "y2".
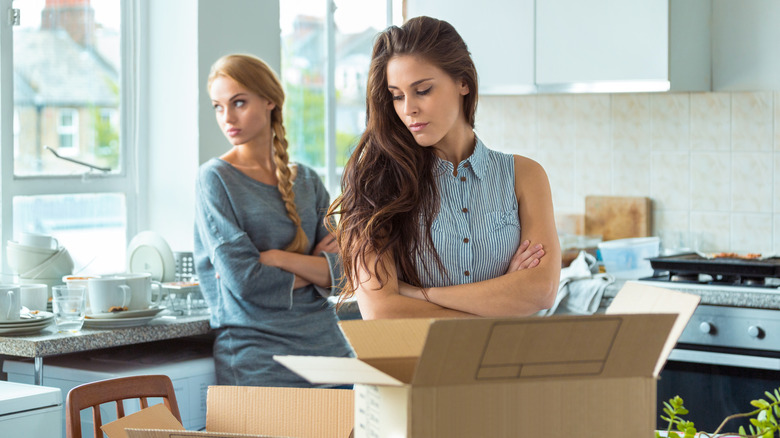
[
  {"x1": 598, "y1": 237, "x2": 660, "y2": 279},
  {"x1": 6, "y1": 240, "x2": 59, "y2": 273},
  {"x1": 21, "y1": 247, "x2": 74, "y2": 279}
]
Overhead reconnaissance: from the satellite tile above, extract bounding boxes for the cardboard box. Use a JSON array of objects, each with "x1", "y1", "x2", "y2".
[
  {"x1": 275, "y1": 282, "x2": 700, "y2": 438},
  {"x1": 103, "y1": 386, "x2": 354, "y2": 438}
]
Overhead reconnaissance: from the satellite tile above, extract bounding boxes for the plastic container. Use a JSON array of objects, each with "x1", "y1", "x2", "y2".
[{"x1": 597, "y1": 237, "x2": 660, "y2": 279}]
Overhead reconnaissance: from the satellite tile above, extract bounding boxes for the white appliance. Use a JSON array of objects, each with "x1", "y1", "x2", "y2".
[
  {"x1": 3, "y1": 341, "x2": 215, "y2": 438},
  {"x1": 0, "y1": 381, "x2": 63, "y2": 438}
]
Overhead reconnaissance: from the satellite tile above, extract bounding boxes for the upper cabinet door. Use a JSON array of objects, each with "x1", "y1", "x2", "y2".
[
  {"x1": 406, "y1": 0, "x2": 536, "y2": 94},
  {"x1": 536, "y1": 0, "x2": 669, "y2": 91}
]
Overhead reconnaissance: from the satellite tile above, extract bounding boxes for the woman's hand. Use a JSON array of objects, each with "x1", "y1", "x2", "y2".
[
  {"x1": 505, "y1": 240, "x2": 545, "y2": 274},
  {"x1": 312, "y1": 234, "x2": 339, "y2": 255}
]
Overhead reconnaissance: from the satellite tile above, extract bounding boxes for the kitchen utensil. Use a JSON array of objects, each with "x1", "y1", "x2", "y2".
[
  {"x1": 6, "y1": 240, "x2": 58, "y2": 273},
  {"x1": 585, "y1": 196, "x2": 652, "y2": 241},
  {"x1": 0, "y1": 284, "x2": 21, "y2": 321},
  {"x1": 86, "y1": 306, "x2": 164, "y2": 319},
  {"x1": 20, "y1": 247, "x2": 74, "y2": 279},
  {"x1": 647, "y1": 253, "x2": 780, "y2": 277},
  {"x1": 52, "y1": 285, "x2": 86, "y2": 332},
  {"x1": 19, "y1": 284, "x2": 48, "y2": 312},
  {"x1": 102, "y1": 272, "x2": 163, "y2": 311},
  {"x1": 597, "y1": 236, "x2": 660, "y2": 279},
  {"x1": 18, "y1": 233, "x2": 59, "y2": 250},
  {"x1": 127, "y1": 231, "x2": 177, "y2": 282},
  {"x1": 87, "y1": 277, "x2": 131, "y2": 314}
]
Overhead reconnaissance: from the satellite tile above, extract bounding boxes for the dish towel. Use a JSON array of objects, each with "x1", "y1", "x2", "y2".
[{"x1": 538, "y1": 251, "x2": 615, "y2": 316}]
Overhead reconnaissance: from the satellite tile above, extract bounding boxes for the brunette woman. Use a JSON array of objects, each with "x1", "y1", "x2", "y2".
[
  {"x1": 328, "y1": 16, "x2": 561, "y2": 319},
  {"x1": 194, "y1": 54, "x2": 352, "y2": 387}
]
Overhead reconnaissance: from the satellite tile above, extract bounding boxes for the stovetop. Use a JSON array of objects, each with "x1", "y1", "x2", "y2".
[{"x1": 636, "y1": 275, "x2": 780, "y2": 309}]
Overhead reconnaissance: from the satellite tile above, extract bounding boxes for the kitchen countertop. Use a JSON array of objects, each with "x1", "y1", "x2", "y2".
[{"x1": 0, "y1": 314, "x2": 211, "y2": 358}]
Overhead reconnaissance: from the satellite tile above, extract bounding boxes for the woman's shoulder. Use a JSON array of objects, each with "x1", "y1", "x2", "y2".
[{"x1": 291, "y1": 162, "x2": 324, "y2": 185}]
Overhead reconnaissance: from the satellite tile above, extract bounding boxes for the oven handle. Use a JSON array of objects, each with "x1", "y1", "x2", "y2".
[{"x1": 669, "y1": 348, "x2": 780, "y2": 371}]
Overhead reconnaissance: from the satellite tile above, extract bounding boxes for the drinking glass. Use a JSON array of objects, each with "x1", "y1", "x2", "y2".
[{"x1": 52, "y1": 285, "x2": 86, "y2": 332}]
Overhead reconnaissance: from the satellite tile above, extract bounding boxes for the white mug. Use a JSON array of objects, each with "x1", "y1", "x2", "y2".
[
  {"x1": 19, "y1": 232, "x2": 59, "y2": 250},
  {"x1": 20, "y1": 284, "x2": 48, "y2": 312},
  {"x1": 0, "y1": 284, "x2": 21, "y2": 321},
  {"x1": 87, "y1": 277, "x2": 131, "y2": 314},
  {"x1": 110, "y1": 273, "x2": 163, "y2": 310}
]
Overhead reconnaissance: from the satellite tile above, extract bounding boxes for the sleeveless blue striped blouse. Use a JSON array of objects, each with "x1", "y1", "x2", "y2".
[{"x1": 416, "y1": 138, "x2": 521, "y2": 287}]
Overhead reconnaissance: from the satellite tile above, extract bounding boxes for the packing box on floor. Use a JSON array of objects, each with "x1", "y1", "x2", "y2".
[
  {"x1": 105, "y1": 386, "x2": 354, "y2": 438},
  {"x1": 275, "y1": 282, "x2": 700, "y2": 438}
]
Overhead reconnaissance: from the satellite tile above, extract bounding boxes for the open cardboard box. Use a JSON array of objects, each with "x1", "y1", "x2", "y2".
[
  {"x1": 103, "y1": 386, "x2": 354, "y2": 438},
  {"x1": 274, "y1": 282, "x2": 701, "y2": 438}
]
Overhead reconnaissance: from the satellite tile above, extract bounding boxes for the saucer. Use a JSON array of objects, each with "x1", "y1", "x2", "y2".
[
  {"x1": 83, "y1": 315, "x2": 157, "y2": 329},
  {"x1": 86, "y1": 306, "x2": 165, "y2": 320},
  {"x1": 0, "y1": 311, "x2": 55, "y2": 327}
]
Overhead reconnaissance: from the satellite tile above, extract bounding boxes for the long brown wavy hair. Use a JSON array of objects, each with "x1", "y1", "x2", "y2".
[
  {"x1": 208, "y1": 54, "x2": 308, "y2": 254},
  {"x1": 327, "y1": 16, "x2": 478, "y2": 300}
]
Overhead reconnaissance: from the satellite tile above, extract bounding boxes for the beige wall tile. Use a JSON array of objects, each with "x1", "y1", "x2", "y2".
[
  {"x1": 691, "y1": 152, "x2": 731, "y2": 211},
  {"x1": 534, "y1": 149, "x2": 576, "y2": 213},
  {"x1": 654, "y1": 210, "x2": 690, "y2": 238},
  {"x1": 732, "y1": 91, "x2": 773, "y2": 152},
  {"x1": 537, "y1": 95, "x2": 576, "y2": 151},
  {"x1": 690, "y1": 92, "x2": 730, "y2": 151},
  {"x1": 651, "y1": 93, "x2": 690, "y2": 152},
  {"x1": 775, "y1": 214, "x2": 780, "y2": 254},
  {"x1": 502, "y1": 95, "x2": 537, "y2": 154},
  {"x1": 690, "y1": 212, "x2": 730, "y2": 252},
  {"x1": 776, "y1": 152, "x2": 780, "y2": 213},
  {"x1": 613, "y1": 150, "x2": 651, "y2": 196},
  {"x1": 475, "y1": 96, "x2": 506, "y2": 152},
  {"x1": 575, "y1": 94, "x2": 611, "y2": 151},
  {"x1": 731, "y1": 213, "x2": 773, "y2": 253},
  {"x1": 612, "y1": 94, "x2": 651, "y2": 151},
  {"x1": 574, "y1": 149, "x2": 612, "y2": 211},
  {"x1": 731, "y1": 152, "x2": 773, "y2": 213},
  {"x1": 775, "y1": 92, "x2": 780, "y2": 151},
  {"x1": 651, "y1": 151, "x2": 690, "y2": 210}
]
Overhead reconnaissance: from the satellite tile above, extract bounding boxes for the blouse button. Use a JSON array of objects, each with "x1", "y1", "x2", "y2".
[
  {"x1": 463, "y1": 238, "x2": 469, "y2": 243},
  {"x1": 464, "y1": 163, "x2": 470, "y2": 168},
  {"x1": 460, "y1": 176, "x2": 466, "y2": 182},
  {"x1": 462, "y1": 207, "x2": 468, "y2": 213},
  {"x1": 464, "y1": 271, "x2": 470, "y2": 276}
]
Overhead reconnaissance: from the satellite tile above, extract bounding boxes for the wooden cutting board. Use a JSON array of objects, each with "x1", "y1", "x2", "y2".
[{"x1": 584, "y1": 196, "x2": 652, "y2": 241}]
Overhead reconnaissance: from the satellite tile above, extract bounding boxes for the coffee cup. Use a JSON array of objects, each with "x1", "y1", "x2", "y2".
[
  {"x1": 19, "y1": 232, "x2": 59, "y2": 250},
  {"x1": 20, "y1": 284, "x2": 48, "y2": 312},
  {"x1": 110, "y1": 273, "x2": 163, "y2": 310},
  {"x1": 87, "y1": 277, "x2": 131, "y2": 314},
  {"x1": 0, "y1": 284, "x2": 21, "y2": 321}
]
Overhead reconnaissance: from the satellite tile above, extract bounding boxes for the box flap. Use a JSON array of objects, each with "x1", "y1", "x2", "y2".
[
  {"x1": 411, "y1": 313, "x2": 678, "y2": 385},
  {"x1": 206, "y1": 385, "x2": 354, "y2": 438},
  {"x1": 338, "y1": 318, "x2": 432, "y2": 359},
  {"x1": 606, "y1": 281, "x2": 700, "y2": 376},
  {"x1": 273, "y1": 355, "x2": 404, "y2": 386},
  {"x1": 126, "y1": 429, "x2": 285, "y2": 438},
  {"x1": 101, "y1": 404, "x2": 185, "y2": 438}
]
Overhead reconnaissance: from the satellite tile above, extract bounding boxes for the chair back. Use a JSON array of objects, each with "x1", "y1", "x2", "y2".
[{"x1": 65, "y1": 374, "x2": 181, "y2": 438}]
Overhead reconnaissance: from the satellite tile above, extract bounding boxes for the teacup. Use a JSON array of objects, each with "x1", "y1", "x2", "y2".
[
  {"x1": 19, "y1": 232, "x2": 59, "y2": 250},
  {"x1": 64, "y1": 275, "x2": 96, "y2": 310},
  {"x1": 87, "y1": 277, "x2": 131, "y2": 314},
  {"x1": 20, "y1": 284, "x2": 48, "y2": 312},
  {"x1": 107, "y1": 273, "x2": 163, "y2": 310},
  {"x1": 0, "y1": 284, "x2": 21, "y2": 321}
]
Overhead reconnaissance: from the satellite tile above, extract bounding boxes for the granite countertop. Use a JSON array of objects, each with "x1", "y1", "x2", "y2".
[{"x1": 0, "y1": 314, "x2": 211, "y2": 358}]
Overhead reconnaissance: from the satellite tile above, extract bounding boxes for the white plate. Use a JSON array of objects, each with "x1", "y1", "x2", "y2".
[
  {"x1": 83, "y1": 315, "x2": 157, "y2": 329},
  {"x1": 0, "y1": 311, "x2": 55, "y2": 327},
  {"x1": 86, "y1": 306, "x2": 165, "y2": 320},
  {"x1": 0, "y1": 322, "x2": 53, "y2": 335},
  {"x1": 127, "y1": 231, "x2": 176, "y2": 282}
]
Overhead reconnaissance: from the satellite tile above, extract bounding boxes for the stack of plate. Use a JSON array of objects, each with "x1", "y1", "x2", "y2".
[
  {"x1": 0, "y1": 312, "x2": 54, "y2": 336},
  {"x1": 83, "y1": 306, "x2": 165, "y2": 329}
]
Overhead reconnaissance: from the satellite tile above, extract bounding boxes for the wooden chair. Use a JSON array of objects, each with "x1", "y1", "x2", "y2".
[{"x1": 65, "y1": 374, "x2": 182, "y2": 438}]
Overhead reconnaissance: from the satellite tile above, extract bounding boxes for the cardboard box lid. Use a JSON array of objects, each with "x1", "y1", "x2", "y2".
[
  {"x1": 206, "y1": 386, "x2": 353, "y2": 438},
  {"x1": 277, "y1": 283, "x2": 700, "y2": 386},
  {"x1": 606, "y1": 281, "x2": 701, "y2": 376},
  {"x1": 126, "y1": 429, "x2": 287, "y2": 438},
  {"x1": 101, "y1": 403, "x2": 186, "y2": 438}
]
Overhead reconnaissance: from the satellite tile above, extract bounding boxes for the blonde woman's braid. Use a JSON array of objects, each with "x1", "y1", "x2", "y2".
[{"x1": 271, "y1": 113, "x2": 308, "y2": 253}]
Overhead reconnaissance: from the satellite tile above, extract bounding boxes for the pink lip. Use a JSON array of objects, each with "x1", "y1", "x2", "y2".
[
  {"x1": 226, "y1": 128, "x2": 241, "y2": 137},
  {"x1": 409, "y1": 123, "x2": 428, "y2": 132}
]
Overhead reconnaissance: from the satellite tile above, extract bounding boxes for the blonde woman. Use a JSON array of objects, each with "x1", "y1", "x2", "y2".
[{"x1": 194, "y1": 54, "x2": 352, "y2": 387}]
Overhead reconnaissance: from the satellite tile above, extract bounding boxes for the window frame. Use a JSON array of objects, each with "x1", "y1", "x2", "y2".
[{"x1": 0, "y1": 0, "x2": 141, "y2": 272}]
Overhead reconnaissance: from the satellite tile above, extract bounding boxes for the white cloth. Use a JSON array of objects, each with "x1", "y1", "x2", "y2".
[{"x1": 538, "y1": 251, "x2": 615, "y2": 316}]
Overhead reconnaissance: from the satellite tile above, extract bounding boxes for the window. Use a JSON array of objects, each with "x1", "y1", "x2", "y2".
[
  {"x1": 57, "y1": 108, "x2": 79, "y2": 155},
  {"x1": 1, "y1": 0, "x2": 137, "y2": 275},
  {"x1": 280, "y1": 0, "x2": 402, "y2": 195}
]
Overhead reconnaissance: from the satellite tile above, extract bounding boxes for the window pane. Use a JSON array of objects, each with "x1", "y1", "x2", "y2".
[
  {"x1": 13, "y1": 194, "x2": 127, "y2": 275},
  {"x1": 13, "y1": 0, "x2": 121, "y2": 176},
  {"x1": 280, "y1": 1, "x2": 326, "y2": 172}
]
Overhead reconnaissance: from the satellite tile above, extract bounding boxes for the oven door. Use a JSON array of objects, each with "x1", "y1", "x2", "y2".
[{"x1": 658, "y1": 345, "x2": 780, "y2": 432}]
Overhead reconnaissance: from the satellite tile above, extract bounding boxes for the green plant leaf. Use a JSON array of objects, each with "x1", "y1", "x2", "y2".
[{"x1": 754, "y1": 399, "x2": 772, "y2": 409}]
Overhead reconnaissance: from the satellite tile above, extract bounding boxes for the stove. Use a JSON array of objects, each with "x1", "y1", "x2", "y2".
[{"x1": 635, "y1": 253, "x2": 780, "y2": 431}]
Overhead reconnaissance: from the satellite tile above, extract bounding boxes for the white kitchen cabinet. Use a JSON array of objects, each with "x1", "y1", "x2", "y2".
[
  {"x1": 406, "y1": 0, "x2": 536, "y2": 95},
  {"x1": 536, "y1": 0, "x2": 711, "y2": 93},
  {"x1": 712, "y1": 0, "x2": 780, "y2": 91}
]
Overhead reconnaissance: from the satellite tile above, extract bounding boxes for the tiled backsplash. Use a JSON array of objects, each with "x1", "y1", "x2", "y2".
[{"x1": 476, "y1": 91, "x2": 780, "y2": 254}]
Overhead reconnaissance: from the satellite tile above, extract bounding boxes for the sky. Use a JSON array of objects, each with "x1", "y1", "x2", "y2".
[{"x1": 18, "y1": 0, "x2": 121, "y2": 30}]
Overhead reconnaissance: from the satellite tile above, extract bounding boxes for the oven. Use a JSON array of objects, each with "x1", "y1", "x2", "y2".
[{"x1": 635, "y1": 253, "x2": 780, "y2": 432}]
